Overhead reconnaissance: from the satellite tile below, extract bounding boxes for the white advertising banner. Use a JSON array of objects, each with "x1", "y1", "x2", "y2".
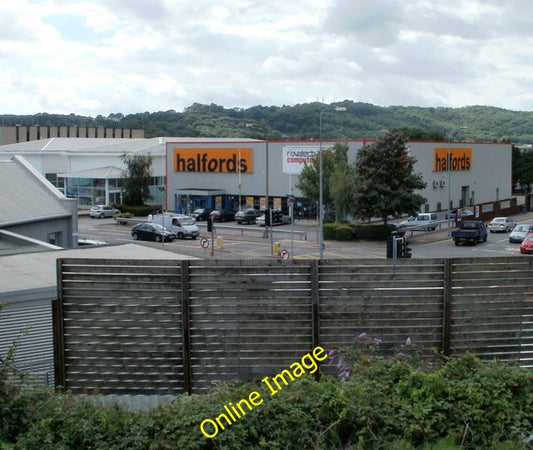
[{"x1": 283, "y1": 145, "x2": 334, "y2": 174}]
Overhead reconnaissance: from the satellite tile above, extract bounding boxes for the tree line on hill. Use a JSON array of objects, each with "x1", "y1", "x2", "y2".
[{"x1": 3, "y1": 100, "x2": 533, "y2": 142}]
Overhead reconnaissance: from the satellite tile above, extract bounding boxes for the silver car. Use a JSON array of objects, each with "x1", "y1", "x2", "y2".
[
  {"x1": 509, "y1": 223, "x2": 533, "y2": 243},
  {"x1": 488, "y1": 217, "x2": 516, "y2": 233},
  {"x1": 89, "y1": 205, "x2": 120, "y2": 219}
]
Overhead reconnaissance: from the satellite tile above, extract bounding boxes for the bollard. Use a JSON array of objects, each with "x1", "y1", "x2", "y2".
[
  {"x1": 273, "y1": 241, "x2": 280, "y2": 255},
  {"x1": 216, "y1": 236, "x2": 223, "y2": 248}
]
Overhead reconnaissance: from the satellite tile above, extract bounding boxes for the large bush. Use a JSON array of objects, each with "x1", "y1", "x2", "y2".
[
  {"x1": 2, "y1": 349, "x2": 532, "y2": 449},
  {"x1": 324, "y1": 223, "x2": 397, "y2": 241}
]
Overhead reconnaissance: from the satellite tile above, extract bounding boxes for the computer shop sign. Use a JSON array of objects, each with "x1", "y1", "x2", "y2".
[{"x1": 282, "y1": 145, "x2": 332, "y2": 174}]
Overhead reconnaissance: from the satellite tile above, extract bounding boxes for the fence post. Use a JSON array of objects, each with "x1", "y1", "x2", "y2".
[
  {"x1": 53, "y1": 259, "x2": 65, "y2": 390},
  {"x1": 180, "y1": 260, "x2": 192, "y2": 394},
  {"x1": 442, "y1": 259, "x2": 452, "y2": 356},
  {"x1": 311, "y1": 260, "x2": 320, "y2": 379}
]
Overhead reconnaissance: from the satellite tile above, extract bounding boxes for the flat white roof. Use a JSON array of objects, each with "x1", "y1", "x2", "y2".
[{"x1": 0, "y1": 243, "x2": 198, "y2": 296}]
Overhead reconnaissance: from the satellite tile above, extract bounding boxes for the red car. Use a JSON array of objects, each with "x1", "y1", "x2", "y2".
[{"x1": 520, "y1": 234, "x2": 533, "y2": 254}]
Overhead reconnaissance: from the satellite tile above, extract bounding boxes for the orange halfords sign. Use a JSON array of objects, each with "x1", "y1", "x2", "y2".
[
  {"x1": 173, "y1": 148, "x2": 253, "y2": 173},
  {"x1": 434, "y1": 148, "x2": 472, "y2": 172}
]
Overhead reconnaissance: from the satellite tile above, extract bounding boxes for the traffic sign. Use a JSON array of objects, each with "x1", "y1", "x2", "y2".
[{"x1": 200, "y1": 238, "x2": 209, "y2": 249}]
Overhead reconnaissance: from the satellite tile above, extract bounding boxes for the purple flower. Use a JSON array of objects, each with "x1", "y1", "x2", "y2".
[
  {"x1": 358, "y1": 332, "x2": 368, "y2": 339},
  {"x1": 373, "y1": 337, "x2": 383, "y2": 345},
  {"x1": 406, "y1": 337, "x2": 412, "y2": 346}
]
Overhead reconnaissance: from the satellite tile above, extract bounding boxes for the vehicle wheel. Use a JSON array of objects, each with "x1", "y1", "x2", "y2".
[
  {"x1": 132, "y1": 233, "x2": 139, "y2": 240},
  {"x1": 454, "y1": 240, "x2": 459, "y2": 246},
  {"x1": 99, "y1": 213, "x2": 105, "y2": 219},
  {"x1": 192, "y1": 236, "x2": 197, "y2": 240},
  {"x1": 177, "y1": 233, "x2": 184, "y2": 239},
  {"x1": 483, "y1": 235, "x2": 487, "y2": 242},
  {"x1": 155, "y1": 235, "x2": 162, "y2": 242}
]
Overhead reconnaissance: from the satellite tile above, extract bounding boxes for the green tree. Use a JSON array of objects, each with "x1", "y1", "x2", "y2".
[
  {"x1": 350, "y1": 131, "x2": 426, "y2": 224},
  {"x1": 329, "y1": 142, "x2": 353, "y2": 221},
  {"x1": 121, "y1": 153, "x2": 153, "y2": 206},
  {"x1": 513, "y1": 146, "x2": 533, "y2": 191},
  {"x1": 295, "y1": 145, "x2": 340, "y2": 219}
]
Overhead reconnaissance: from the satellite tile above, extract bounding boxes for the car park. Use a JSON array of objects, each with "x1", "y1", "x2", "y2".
[
  {"x1": 190, "y1": 208, "x2": 212, "y2": 221},
  {"x1": 235, "y1": 208, "x2": 262, "y2": 224},
  {"x1": 488, "y1": 217, "x2": 516, "y2": 232},
  {"x1": 131, "y1": 223, "x2": 175, "y2": 242},
  {"x1": 89, "y1": 205, "x2": 120, "y2": 219},
  {"x1": 210, "y1": 209, "x2": 235, "y2": 222},
  {"x1": 520, "y1": 234, "x2": 533, "y2": 254},
  {"x1": 509, "y1": 224, "x2": 533, "y2": 243}
]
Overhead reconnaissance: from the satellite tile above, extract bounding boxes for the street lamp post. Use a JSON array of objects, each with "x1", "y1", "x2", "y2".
[
  {"x1": 246, "y1": 123, "x2": 273, "y2": 255},
  {"x1": 446, "y1": 126, "x2": 467, "y2": 235},
  {"x1": 318, "y1": 106, "x2": 346, "y2": 259}
]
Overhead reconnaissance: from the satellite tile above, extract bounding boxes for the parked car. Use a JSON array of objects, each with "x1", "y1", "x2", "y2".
[
  {"x1": 190, "y1": 208, "x2": 212, "y2": 221},
  {"x1": 509, "y1": 224, "x2": 533, "y2": 243},
  {"x1": 235, "y1": 208, "x2": 262, "y2": 224},
  {"x1": 89, "y1": 204, "x2": 120, "y2": 219},
  {"x1": 488, "y1": 217, "x2": 516, "y2": 232},
  {"x1": 520, "y1": 233, "x2": 533, "y2": 254},
  {"x1": 210, "y1": 209, "x2": 235, "y2": 222},
  {"x1": 131, "y1": 223, "x2": 175, "y2": 242},
  {"x1": 445, "y1": 209, "x2": 474, "y2": 220},
  {"x1": 396, "y1": 213, "x2": 438, "y2": 231},
  {"x1": 151, "y1": 214, "x2": 199, "y2": 239},
  {"x1": 256, "y1": 210, "x2": 292, "y2": 226}
]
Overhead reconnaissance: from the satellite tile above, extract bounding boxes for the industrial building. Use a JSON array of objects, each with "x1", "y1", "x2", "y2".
[{"x1": 0, "y1": 136, "x2": 512, "y2": 217}]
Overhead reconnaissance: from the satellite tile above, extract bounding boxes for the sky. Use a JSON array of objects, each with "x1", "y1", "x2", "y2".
[{"x1": 3, "y1": 0, "x2": 533, "y2": 117}]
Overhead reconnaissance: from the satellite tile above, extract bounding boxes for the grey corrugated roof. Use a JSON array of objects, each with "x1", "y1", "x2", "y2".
[
  {"x1": 58, "y1": 166, "x2": 126, "y2": 178},
  {"x1": 0, "y1": 137, "x2": 262, "y2": 156},
  {"x1": 0, "y1": 243, "x2": 198, "y2": 295},
  {"x1": 0, "y1": 156, "x2": 71, "y2": 225}
]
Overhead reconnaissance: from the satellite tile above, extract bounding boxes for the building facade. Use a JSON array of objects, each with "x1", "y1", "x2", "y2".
[
  {"x1": 165, "y1": 139, "x2": 512, "y2": 217},
  {"x1": 0, "y1": 137, "x2": 512, "y2": 217}
]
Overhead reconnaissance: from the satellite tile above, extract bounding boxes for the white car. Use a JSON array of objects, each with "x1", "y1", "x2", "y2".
[
  {"x1": 256, "y1": 210, "x2": 291, "y2": 226},
  {"x1": 89, "y1": 205, "x2": 120, "y2": 218},
  {"x1": 488, "y1": 217, "x2": 516, "y2": 233}
]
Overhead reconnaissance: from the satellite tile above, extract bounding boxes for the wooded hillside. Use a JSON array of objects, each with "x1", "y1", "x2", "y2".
[{"x1": 3, "y1": 101, "x2": 533, "y2": 143}]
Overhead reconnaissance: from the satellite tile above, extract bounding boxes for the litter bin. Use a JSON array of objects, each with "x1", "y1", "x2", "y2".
[{"x1": 521, "y1": 204, "x2": 527, "y2": 213}]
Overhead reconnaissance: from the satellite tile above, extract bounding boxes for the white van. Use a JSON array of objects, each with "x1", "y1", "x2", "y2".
[
  {"x1": 151, "y1": 214, "x2": 199, "y2": 239},
  {"x1": 398, "y1": 213, "x2": 438, "y2": 231}
]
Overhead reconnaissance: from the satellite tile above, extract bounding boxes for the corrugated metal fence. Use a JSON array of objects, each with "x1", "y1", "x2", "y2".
[{"x1": 54, "y1": 257, "x2": 533, "y2": 395}]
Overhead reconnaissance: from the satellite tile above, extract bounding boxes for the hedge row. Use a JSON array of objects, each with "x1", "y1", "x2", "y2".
[
  {"x1": 324, "y1": 223, "x2": 397, "y2": 241},
  {"x1": 2, "y1": 352, "x2": 532, "y2": 449}
]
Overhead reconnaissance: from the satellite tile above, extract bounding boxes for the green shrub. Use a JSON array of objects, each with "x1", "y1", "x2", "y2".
[
  {"x1": 324, "y1": 223, "x2": 397, "y2": 241},
  {"x1": 2, "y1": 313, "x2": 532, "y2": 450}
]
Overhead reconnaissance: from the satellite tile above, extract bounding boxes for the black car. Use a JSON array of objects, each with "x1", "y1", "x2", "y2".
[
  {"x1": 190, "y1": 208, "x2": 212, "y2": 221},
  {"x1": 235, "y1": 208, "x2": 262, "y2": 224},
  {"x1": 131, "y1": 223, "x2": 175, "y2": 242},
  {"x1": 210, "y1": 209, "x2": 235, "y2": 222}
]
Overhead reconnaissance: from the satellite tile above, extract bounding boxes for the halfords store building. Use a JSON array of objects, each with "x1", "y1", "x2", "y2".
[{"x1": 165, "y1": 139, "x2": 512, "y2": 217}]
